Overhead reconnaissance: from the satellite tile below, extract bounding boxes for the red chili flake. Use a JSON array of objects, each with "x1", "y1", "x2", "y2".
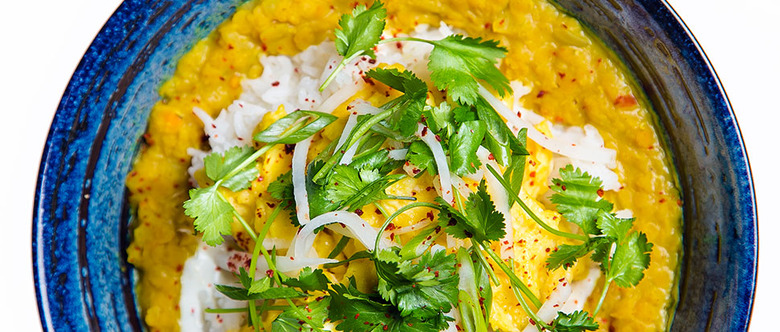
[
  {"x1": 561, "y1": 184, "x2": 567, "y2": 191},
  {"x1": 488, "y1": 154, "x2": 495, "y2": 161},
  {"x1": 677, "y1": 199, "x2": 684, "y2": 206},
  {"x1": 484, "y1": 22, "x2": 492, "y2": 29},
  {"x1": 271, "y1": 81, "x2": 280, "y2": 87},
  {"x1": 426, "y1": 211, "x2": 435, "y2": 220},
  {"x1": 529, "y1": 171, "x2": 536, "y2": 178},
  {"x1": 517, "y1": 111, "x2": 522, "y2": 118},
  {"x1": 659, "y1": 198, "x2": 667, "y2": 203},
  {"x1": 385, "y1": 223, "x2": 396, "y2": 231},
  {"x1": 266, "y1": 269, "x2": 274, "y2": 278},
  {"x1": 368, "y1": 59, "x2": 377, "y2": 64},
  {"x1": 558, "y1": 72, "x2": 566, "y2": 78},
  {"x1": 176, "y1": 264, "x2": 183, "y2": 272},
  {"x1": 266, "y1": 202, "x2": 276, "y2": 208},
  {"x1": 435, "y1": 134, "x2": 442, "y2": 142},
  {"x1": 355, "y1": 313, "x2": 360, "y2": 319},
  {"x1": 597, "y1": 188, "x2": 604, "y2": 197},
  {"x1": 536, "y1": 90, "x2": 547, "y2": 98},
  {"x1": 396, "y1": 42, "x2": 403, "y2": 49},
  {"x1": 614, "y1": 95, "x2": 638, "y2": 108},
  {"x1": 375, "y1": 209, "x2": 382, "y2": 215},
  {"x1": 421, "y1": 126, "x2": 428, "y2": 136}
]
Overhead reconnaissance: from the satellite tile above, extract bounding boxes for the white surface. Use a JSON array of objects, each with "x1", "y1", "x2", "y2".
[{"x1": 0, "y1": 0, "x2": 775, "y2": 330}]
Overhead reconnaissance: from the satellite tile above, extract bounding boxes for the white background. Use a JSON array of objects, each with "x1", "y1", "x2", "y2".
[{"x1": 0, "y1": 0, "x2": 776, "y2": 330}]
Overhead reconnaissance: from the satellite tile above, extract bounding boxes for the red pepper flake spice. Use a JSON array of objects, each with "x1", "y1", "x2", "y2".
[{"x1": 614, "y1": 94, "x2": 638, "y2": 108}]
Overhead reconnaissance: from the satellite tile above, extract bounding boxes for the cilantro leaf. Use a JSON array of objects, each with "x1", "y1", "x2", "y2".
[
  {"x1": 598, "y1": 213, "x2": 635, "y2": 243},
  {"x1": 334, "y1": 1, "x2": 386, "y2": 59},
  {"x1": 281, "y1": 267, "x2": 330, "y2": 292},
  {"x1": 546, "y1": 243, "x2": 590, "y2": 271},
  {"x1": 427, "y1": 35, "x2": 511, "y2": 106},
  {"x1": 550, "y1": 310, "x2": 599, "y2": 332},
  {"x1": 423, "y1": 102, "x2": 455, "y2": 137},
  {"x1": 201, "y1": 146, "x2": 259, "y2": 192},
  {"x1": 326, "y1": 163, "x2": 404, "y2": 211},
  {"x1": 183, "y1": 186, "x2": 234, "y2": 246},
  {"x1": 550, "y1": 165, "x2": 613, "y2": 235},
  {"x1": 474, "y1": 97, "x2": 526, "y2": 167},
  {"x1": 608, "y1": 231, "x2": 653, "y2": 288},
  {"x1": 329, "y1": 279, "x2": 448, "y2": 332},
  {"x1": 204, "y1": 145, "x2": 255, "y2": 182},
  {"x1": 248, "y1": 277, "x2": 271, "y2": 295},
  {"x1": 448, "y1": 120, "x2": 486, "y2": 176},
  {"x1": 215, "y1": 284, "x2": 305, "y2": 301},
  {"x1": 366, "y1": 68, "x2": 427, "y2": 137},
  {"x1": 268, "y1": 171, "x2": 294, "y2": 207},
  {"x1": 254, "y1": 110, "x2": 337, "y2": 144},
  {"x1": 502, "y1": 128, "x2": 528, "y2": 194},
  {"x1": 272, "y1": 297, "x2": 331, "y2": 332},
  {"x1": 452, "y1": 105, "x2": 476, "y2": 122},
  {"x1": 375, "y1": 248, "x2": 459, "y2": 320},
  {"x1": 438, "y1": 181, "x2": 505, "y2": 243},
  {"x1": 406, "y1": 141, "x2": 436, "y2": 176}
]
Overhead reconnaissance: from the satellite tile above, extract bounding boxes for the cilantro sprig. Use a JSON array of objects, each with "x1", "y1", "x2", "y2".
[
  {"x1": 184, "y1": 110, "x2": 335, "y2": 245},
  {"x1": 319, "y1": 1, "x2": 512, "y2": 106},
  {"x1": 320, "y1": 1, "x2": 387, "y2": 90}
]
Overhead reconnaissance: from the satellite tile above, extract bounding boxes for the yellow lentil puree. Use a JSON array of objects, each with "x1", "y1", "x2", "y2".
[{"x1": 126, "y1": 0, "x2": 682, "y2": 331}]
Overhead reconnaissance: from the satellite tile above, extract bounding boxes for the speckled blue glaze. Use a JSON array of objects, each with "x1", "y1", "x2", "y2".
[
  {"x1": 33, "y1": 0, "x2": 756, "y2": 331},
  {"x1": 33, "y1": 0, "x2": 246, "y2": 330}
]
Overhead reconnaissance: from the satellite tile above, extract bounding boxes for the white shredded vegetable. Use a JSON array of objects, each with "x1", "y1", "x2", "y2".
[
  {"x1": 478, "y1": 85, "x2": 617, "y2": 165},
  {"x1": 336, "y1": 113, "x2": 359, "y2": 165},
  {"x1": 417, "y1": 124, "x2": 454, "y2": 204},
  {"x1": 292, "y1": 137, "x2": 312, "y2": 225},
  {"x1": 291, "y1": 211, "x2": 390, "y2": 261},
  {"x1": 522, "y1": 278, "x2": 573, "y2": 332},
  {"x1": 388, "y1": 148, "x2": 408, "y2": 160},
  {"x1": 316, "y1": 78, "x2": 365, "y2": 114},
  {"x1": 559, "y1": 267, "x2": 602, "y2": 313}
]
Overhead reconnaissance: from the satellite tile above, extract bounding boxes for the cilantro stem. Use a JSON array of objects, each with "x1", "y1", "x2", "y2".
[
  {"x1": 323, "y1": 250, "x2": 372, "y2": 268},
  {"x1": 319, "y1": 51, "x2": 364, "y2": 91},
  {"x1": 205, "y1": 307, "x2": 250, "y2": 314},
  {"x1": 373, "y1": 202, "x2": 441, "y2": 253},
  {"x1": 313, "y1": 108, "x2": 394, "y2": 183},
  {"x1": 485, "y1": 165, "x2": 589, "y2": 242},
  {"x1": 373, "y1": 202, "x2": 391, "y2": 218},
  {"x1": 380, "y1": 36, "x2": 431, "y2": 45},
  {"x1": 221, "y1": 144, "x2": 274, "y2": 183},
  {"x1": 240, "y1": 206, "x2": 322, "y2": 331},
  {"x1": 594, "y1": 279, "x2": 611, "y2": 317},
  {"x1": 480, "y1": 241, "x2": 542, "y2": 308},
  {"x1": 470, "y1": 241, "x2": 500, "y2": 285},
  {"x1": 248, "y1": 205, "x2": 282, "y2": 328},
  {"x1": 510, "y1": 283, "x2": 549, "y2": 331},
  {"x1": 327, "y1": 236, "x2": 351, "y2": 259},
  {"x1": 386, "y1": 195, "x2": 417, "y2": 201}
]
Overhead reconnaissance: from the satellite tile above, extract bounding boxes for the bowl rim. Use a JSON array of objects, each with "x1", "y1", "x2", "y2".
[{"x1": 32, "y1": 0, "x2": 758, "y2": 330}]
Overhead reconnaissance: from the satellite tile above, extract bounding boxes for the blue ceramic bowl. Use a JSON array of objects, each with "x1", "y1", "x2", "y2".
[{"x1": 33, "y1": 0, "x2": 757, "y2": 330}]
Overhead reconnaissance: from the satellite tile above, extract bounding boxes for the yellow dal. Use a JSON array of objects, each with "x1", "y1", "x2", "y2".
[{"x1": 126, "y1": 0, "x2": 682, "y2": 331}]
